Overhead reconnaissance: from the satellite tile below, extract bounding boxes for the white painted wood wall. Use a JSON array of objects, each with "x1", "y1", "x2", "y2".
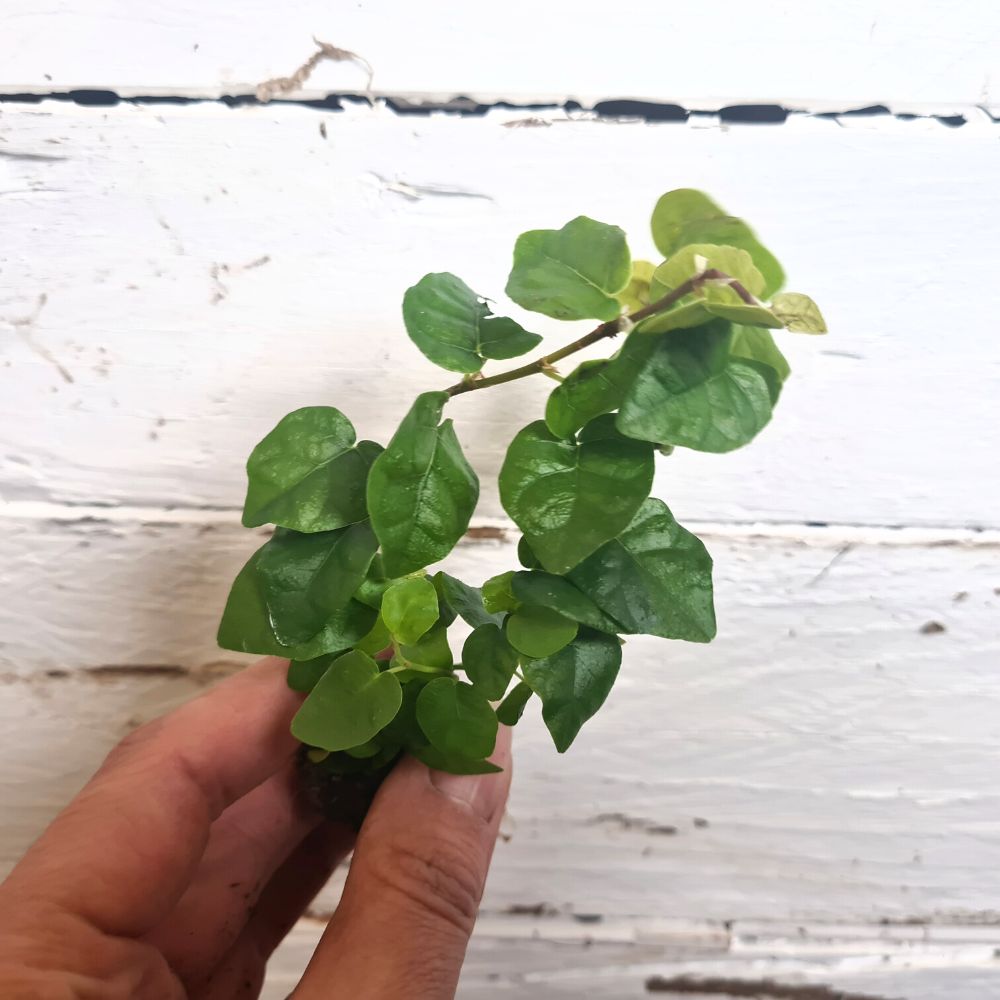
[{"x1": 2, "y1": 4, "x2": 999, "y2": 997}]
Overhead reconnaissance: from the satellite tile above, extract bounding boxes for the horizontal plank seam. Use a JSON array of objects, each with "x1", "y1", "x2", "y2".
[{"x1": 3, "y1": 501, "x2": 1000, "y2": 547}]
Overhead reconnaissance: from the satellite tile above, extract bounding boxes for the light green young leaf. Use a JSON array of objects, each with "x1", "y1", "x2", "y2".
[
  {"x1": 496, "y1": 681, "x2": 533, "y2": 725},
  {"x1": 617, "y1": 321, "x2": 777, "y2": 453},
  {"x1": 257, "y1": 522, "x2": 378, "y2": 646},
  {"x1": 217, "y1": 543, "x2": 375, "y2": 659},
  {"x1": 291, "y1": 650, "x2": 402, "y2": 752},
  {"x1": 511, "y1": 571, "x2": 623, "y2": 633},
  {"x1": 770, "y1": 292, "x2": 827, "y2": 333},
  {"x1": 243, "y1": 406, "x2": 382, "y2": 532},
  {"x1": 522, "y1": 629, "x2": 621, "y2": 753},
  {"x1": 434, "y1": 571, "x2": 504, "y2": 628},
  {"x1": 416, "y1": 677, "x2": 498, "y2": 759},
  {"x1": 402, "y1": 272, "x2": 542, "y2": 374},
  {"x1": 614, "y1": 259, "x2": 657, "y2": 313},
  {"x1": 367, "y1": 391, "x2": 479, "y2": 577},
  {"x1": 544, "y1": 330, "x2": 658, "y2": 439},
  {"x1": 462, "y1": 623, "x2": 519, "y2": 700},
  {"x1": 505, "y1": 216, "x2": 631, "y2": 321},
  {"x1": 381, "y1": 577, "x2": 440, "y2": 645},
  {"x1": 398, "y1": 623, "x2": 453, "y2": 669},
  {"x1": 651, "y1": 189, "x2": 785, "y2": 297},
  {"x1": 506, "y1": 605, "x2": 578, "y2": 658},
  {"x1": 568, "y1": 498, "x2": 716, "y2": 642},
  {"x1": 481, "y1": 571, "x2": 520, "y2": 615},
  {"x1": 499, "y1": 414, "x2": 654, "y2": 574}
]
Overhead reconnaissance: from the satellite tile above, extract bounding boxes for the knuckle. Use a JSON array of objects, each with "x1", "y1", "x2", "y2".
[{"x1": 361, "y1": 829, "x2": 485, "y2": 937}]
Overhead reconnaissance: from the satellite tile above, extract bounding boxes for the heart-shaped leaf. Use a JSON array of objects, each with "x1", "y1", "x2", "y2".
[
  {"x1": 381, "y1": 576, "x2": 440, "y2": 645},
  {"x1": 243, "y1": 406, "x2": 382, "y2": 532},
  {"x1": 506, "y1": 216, "x2": 631, "y2": 321},
  {"x1": 403, "y1": 272, "x2": 542, "y2": 374},
  {"x1": 367, "y1": 392, "x2": 479, "y2": 576},
  {"x1": 522, "y1": 629, "x2": 621, "y2": 752},
  {"x1": 770, "y1": 292, "x2": 827, "y2": 333},
  {"x1": 462, "y1": 623, "x2": 519, "y2": 700},
  {"x1": 291, "y1": 650, "x2": 403, "y2": 752},
  {"x1": 499, "y1": 414, "x2": 654, "y2": 574},
  {"x1": 651, "y1": 188, "x2": 785, "y2": 297},
  {"x1": 511, "y1": 571, "x2": 623, "y2": 633},
  {"x1": 416, "y1": 677, "x2": 498, "y2": 759},
  {"x1": 506, "y1": 605, "x2": 578, "y2": 658},
  {"x1": 567, "y1": 498, "x2": 715, "y2": 642}
]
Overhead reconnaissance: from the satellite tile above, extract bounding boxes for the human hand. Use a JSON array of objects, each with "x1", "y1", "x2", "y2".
[{"x1": 0, "y1": 657, "x2": 512, "y2": 998}]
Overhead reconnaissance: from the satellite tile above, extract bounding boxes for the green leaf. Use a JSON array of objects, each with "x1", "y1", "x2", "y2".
[
  {"x1": 517, "y1": 536, "x2": 541, "y2": 569},
  {"x1": 434, "y1": 571, "x2": 503, "y2": 628},
  {"x1": 411, "y1": 745, "x2": 502, "y2": 774},
  {"x1": 506, "y1": 605, "x2": 578, "y2": 658},
  {"x1": 354, "y1": 614, "x2": 391, "y2": 656},
  {"x1": 617, "y1": 321, "x2": 777, "y2": 453},
  {"x1": 257, "y1": 522, "x2": 378, "y2": 645},
  {"x1": 640, "y1": 244, "x2": 779, "y2": 335},
  {"x1": 416, "y1": 677, "x2": 498, "y2": 759},
  {"x1": 650, "y1": 189, "x2": 785, "y2": 297},
  {"x1": 614, "y1": 259, "x2": 656, "y2": 313},
  {"x1": 218, "y1": 543, "x2": 375, "y2": 658},
  {"x1": 399, "y1": 623, "x2": 453, "y2": 669},
  {"x1": 771, "y1": 292, "x2": 827, "y2": 333},
  {"x1": 481, "y1": 571, "x2": 520, "y2": 614},
  {"x1": 381, "y1": 577, "x2": 439, "y2": 645},
  {"x1": 402, "y1": 272, "x2": 542, "y2": 374},
  {"x1": 499, "y1": 414, "x2": 654, "y2": 574},
  {"x1": 730, "y1": 325, "x2": 789, "y2": 399},
  {"x1": 287, "y1": 654, "x2": 338, "y2": 693},
  {"x1": 511, "y1": 571, "x2": 623, "y2": 633},
  {"x1": 496, "y1": 681, "x2": 533, "y2": 726},
  {"x1": 367, "y1": 391, "x2": 479, "y2": 576},
  {"x1": 567, "y1": 498, "x2": 716, "y2": 642},
  {"x1": 505, "y1": 216, "x2": 631, "y2": 321},
  {"x1": 242, "y1": 406, "x2": 382, "y2": 532},
  {"x1": 291, "y1": 650, "x2": 402, "y2": 752},
  {"x1": 522, "y1": 629, "x2": 621, "y2": 752},
  {"x1": 462, "y1": 623, "x2": 519, "y2": 700},
  {"x1": 544, "y1": 330, "x2": 658, "y2": 439}
]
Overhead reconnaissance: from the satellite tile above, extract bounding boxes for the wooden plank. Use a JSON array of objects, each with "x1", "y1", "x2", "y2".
[
  {"x1": 3, "y1": 104, "x2": 999, "y2": 528},
  {"x1": 2, "y1": 514, "x2": 998, "y2": 929},
  {"x1": 1, "y1": 1, "x2": 999, "y2": 112}
]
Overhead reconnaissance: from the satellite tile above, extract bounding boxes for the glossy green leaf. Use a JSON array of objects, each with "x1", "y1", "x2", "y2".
[
  {"x1": 402, "y1": 272, "x2": 542, "y2": 374},
  {"x1": 399, "y1": 623, "x2": 453, "y2": 670},
  {"x1": 517, "y1": 536, "x2": 541, "y2": 569},
  {"x1": 381, "y1": 577, "x2": 439, "y2": 645},
  {"x1": 511, "y1": 571, "x2": 623, "y2": 633},
  {"x1": 567, "y1": 498, "x2": 716, "y2": 642},
  {"x1": 506, "y1": 605, "x2": 578, "y2": 658},
  {"x1": 481, "y1": 571, "x2": 520, "y2": 614},
  {"x1": 257, "y1": 522, "x2": 378, "y2": 645},
  {"x1": 243, "y1": 406, "x2": 381, "y2": 532},
  {"x1": 433, "y1": 571, "x2": 503, "y2": 628},
  {"x1": 650, "y1": 189, "x2": 785, "y2": 296},
  {"x1": 505, "y1": 216, "x2": 631, "y2": 321},
  {"x1": 771, "y1": 292, "x2": 827, "y2": 333},
  {"x1": 416, "y1": 677, "x2": 498, "y2": 759},
  {"x1": 522, "y1": 629, "x2": 621, "y2": 752},
  {"x1": 291, "y1": 650, "x2": 402, "y2": 752},
  {"x1": 218, "y1": 543, "x2": 375, "y2": 658},
  {"x1": 730, "y1": 325, "x2": 789, "y2": 400},
  {"x1": 617, "y1": 321, "x2": 777, "y2": 453},
  {"x1": 411, "y1": 745, "x2": 502, "y2": 774},
  {"x1": 462, "y1": 623, "x2": 519, "y2": 700},
  {"x1": 640, "y1": 245, "x2": 779, "y2": 335},
  {"x1": 614, "y1": 259, "x2": 656, "y2": 313},
  {"x1": 544, "y1": 331, "x2": 658, "y2": 439},
  {"x1": 496, "y1": 681, "x2": 533, "y2": 725},
  {"x1": 499, "y1": 414, "x2": 654, "y2": 574},
  {"x1": 367, "y1": 391, "x2": 479, "y2": 576},
  {"x1": 287, "y1": 654, "x2": 338, "y2": 693}
]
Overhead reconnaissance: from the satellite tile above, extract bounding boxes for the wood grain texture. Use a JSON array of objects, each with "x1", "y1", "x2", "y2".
[
  {"x1": 1, "y1": 0, "x2": 999, "y2": 112},
  {"x1": 2, "y1": 104, "x2": 999, "y2": 529}
]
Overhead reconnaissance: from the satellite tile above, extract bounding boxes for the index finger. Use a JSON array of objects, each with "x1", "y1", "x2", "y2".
[{"x1": 2, "y1": 656, "x2": 302, "y2": 936}]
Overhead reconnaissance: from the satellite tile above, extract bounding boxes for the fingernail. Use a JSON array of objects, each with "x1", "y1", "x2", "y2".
[{"x1": 429, "y1": 726, "x2": 512, "y2": 821}]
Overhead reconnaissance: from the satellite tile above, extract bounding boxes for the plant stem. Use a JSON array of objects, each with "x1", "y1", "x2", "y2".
[{"x1": 443, "y1": 269, "x2": 756, "y2": 397}]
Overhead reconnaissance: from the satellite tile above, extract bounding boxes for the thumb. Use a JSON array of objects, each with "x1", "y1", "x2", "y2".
[{"x1": 294, "y1": 727, "x2": 512, "y2": 999}]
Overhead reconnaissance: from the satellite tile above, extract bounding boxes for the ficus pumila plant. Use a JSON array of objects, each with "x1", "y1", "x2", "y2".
[{"x1": 217, "y1": 189, "x2": 826, "y2": 805}]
